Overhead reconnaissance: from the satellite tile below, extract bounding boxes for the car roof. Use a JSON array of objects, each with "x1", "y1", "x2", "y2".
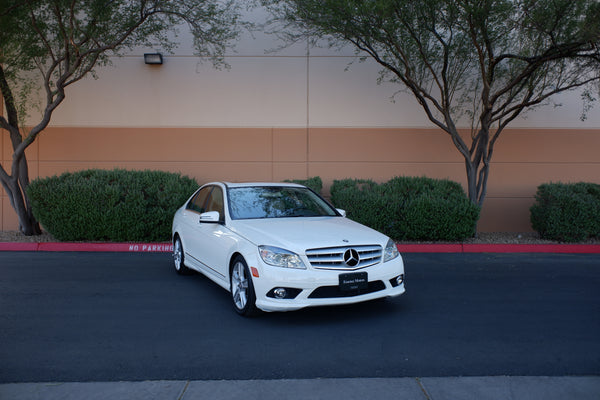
[{"x1": 221, "y1": 182, "x2": 305, "y2": 188}]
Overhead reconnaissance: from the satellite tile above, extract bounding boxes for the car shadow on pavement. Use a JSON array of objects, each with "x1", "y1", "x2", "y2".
[{"x1": 257, "y1": 296, "x2": 407, "y2": 325}]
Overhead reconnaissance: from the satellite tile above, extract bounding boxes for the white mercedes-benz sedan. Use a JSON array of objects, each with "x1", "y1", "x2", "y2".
[{"x1": 172, "y1": 182, "x2": 405, "y2": 316}]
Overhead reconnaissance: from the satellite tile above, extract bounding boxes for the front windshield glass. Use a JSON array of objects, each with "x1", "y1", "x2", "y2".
[{"x1": 228, "y1": 186, "x2": 338, "y2": 220}]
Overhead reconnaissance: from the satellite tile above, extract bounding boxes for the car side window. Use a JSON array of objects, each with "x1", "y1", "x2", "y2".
[
  {"x1": 187, "y1": 187, "x2": 211, "y2": 213},
  {"x1": 205, "y1": 187, "x2": 224, "y2": 217}
]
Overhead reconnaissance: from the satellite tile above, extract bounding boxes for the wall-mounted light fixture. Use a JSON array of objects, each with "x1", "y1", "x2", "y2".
[{"x1": 144, "y1": 53, "x2": 163, "y2": 65}]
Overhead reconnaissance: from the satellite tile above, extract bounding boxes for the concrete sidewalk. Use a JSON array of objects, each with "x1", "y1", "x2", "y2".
[{"x1": 1, "y1": 376, "x2": 599, "y2": 400}]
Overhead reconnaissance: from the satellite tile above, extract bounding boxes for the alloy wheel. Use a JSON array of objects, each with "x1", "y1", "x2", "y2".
[
  {"x1": 231, "y1": 261, "x2": 248, "y2": 310},
  {"x1": 173, "y1": 239, "x2": 183, "y2": 273}
]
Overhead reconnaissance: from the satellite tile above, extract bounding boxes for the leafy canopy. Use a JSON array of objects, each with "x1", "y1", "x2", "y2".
[
  {"x1": 263, "y1": 0, "x2": 600, "y2": 206},
  {"x1": 0, "y1": 0, "x2": 242, "y2": 235},
  {"x1": 0, "y1": 0, "x2": 241, "y2": 127}
]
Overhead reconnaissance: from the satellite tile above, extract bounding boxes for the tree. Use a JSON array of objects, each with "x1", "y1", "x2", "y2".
[
  {"x1": 262, "y1": 0, "x2": 600, "y2": 208},
  {"x1": 0, "y1": 0, "x2": 241, "y2": 235}
]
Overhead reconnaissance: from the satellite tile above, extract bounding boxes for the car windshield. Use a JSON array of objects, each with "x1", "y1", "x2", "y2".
[{"x1": 228, "y1": 186, "x2": 338, "y2": 220}]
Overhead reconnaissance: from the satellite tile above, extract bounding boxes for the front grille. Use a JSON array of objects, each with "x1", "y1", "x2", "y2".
[
  {"x1": 308, "y1": 280, "x2": 386, "y2": 299},
  {"x1": 305, "y1": 245, "x2": 382, "y2": 270}
]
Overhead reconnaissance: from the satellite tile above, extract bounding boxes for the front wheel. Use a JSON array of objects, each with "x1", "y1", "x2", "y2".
[
  {"x1": 230, "y1": 256, "x2": 259, "y2": 316},
  {"x1": 173, "y1": 237, "x2": 190, "y2": 275}
]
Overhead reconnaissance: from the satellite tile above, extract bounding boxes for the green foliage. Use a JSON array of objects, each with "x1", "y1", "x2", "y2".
[
  {"x1": 263, "y1": 0, "x2": 600, "y2": 208},
  {"x1": 284, "y1": 176, "x2": 323, "y2": 193},
  {"x1": 264, "y1": 0, "x2": 600, "y2": 124},
  {"x1": 331, "y1": 176, "x2": 480, "y2": 241},
  {"x1": 530, "y1": 182, "x2": 600, "y2": 242},
  {"x1": 1, "y1": 0, "x2": 242, "y2": 125},
  {"x1": 1, "y1": 0, "x2": 242, "y2": 235},
  {"x1": 27, "y1": 169, "x2": 198, "y2": 242}
]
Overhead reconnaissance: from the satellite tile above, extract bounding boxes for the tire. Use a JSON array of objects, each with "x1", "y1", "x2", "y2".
[
  {"x1": 230, "y1": 256, "x2": 260, "y2": 316},
  {"x1": 173, "y1": 237, "x2": 190, "y2": 275}
]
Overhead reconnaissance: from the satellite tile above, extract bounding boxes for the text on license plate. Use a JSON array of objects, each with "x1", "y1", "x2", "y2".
[{"x1": 339, "y1": 272, "x2": 368, "y2": 291}]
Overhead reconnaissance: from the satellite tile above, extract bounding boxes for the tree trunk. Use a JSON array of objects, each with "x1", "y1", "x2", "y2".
[
  {"x1": 2, "y1": 162, "x2": 42, "y2": 236},
  {"x1": 0, "y1": 140, "x2": 43, "y2": 236},
  {"x1": 0, "y1": 128, "x2": 42, "y2": 236},
  {"x1": 465, "y1": 160, "x2": 479, "y2": 206}
]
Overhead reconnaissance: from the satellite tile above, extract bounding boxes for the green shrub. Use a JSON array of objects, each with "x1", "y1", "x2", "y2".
[
  {"x1": 284, "y1": 176, "x2": 323, "y2": 193},
  {"x1": 330, "y1": 179, "x2": 389, "y2": 232},
  {"x1": 530, "y1": 182, "x2": 600, "y2": 242},
  {"x1": 331, "y1": 176, "x2": 480, "y2": 241},
  {"x1": 27, "y1": 169, "x2": 198, "y2": 242}
]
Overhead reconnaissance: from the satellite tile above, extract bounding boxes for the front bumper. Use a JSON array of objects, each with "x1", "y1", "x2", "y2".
[{"x1": 249, "y1": 255, "x2": 406, "y2": 312}]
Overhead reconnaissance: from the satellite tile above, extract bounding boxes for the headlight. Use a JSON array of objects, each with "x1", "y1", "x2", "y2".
[
  {"x1": 383, "y1": 239, "x2": 400, "y2": 262},
  {"x1": 259, "y1": 246, "x2": 307, "y2": 269}
]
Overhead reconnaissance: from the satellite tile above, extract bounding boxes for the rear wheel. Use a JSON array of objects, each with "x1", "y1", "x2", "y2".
[{"x1": 230, "y1": 256, "x2": 259, "y2": 316}]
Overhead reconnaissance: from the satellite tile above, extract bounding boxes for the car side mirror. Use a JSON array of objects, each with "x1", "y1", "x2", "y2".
[
  {"x1": 336, "y1": 209, "x2": 347, "y2": 218},
  {"x1": 199, "y1": 211, "x2": 220, "y2": 224}
]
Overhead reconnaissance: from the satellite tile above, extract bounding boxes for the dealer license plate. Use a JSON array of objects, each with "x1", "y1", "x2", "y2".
[{"x1": 339, "y1": 272, "x2": 368, "y2": 291}]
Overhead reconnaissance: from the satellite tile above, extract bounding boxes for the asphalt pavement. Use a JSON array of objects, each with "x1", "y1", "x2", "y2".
[{"x1": 1, "y1": 248, "x2": 599, "y2": 399}]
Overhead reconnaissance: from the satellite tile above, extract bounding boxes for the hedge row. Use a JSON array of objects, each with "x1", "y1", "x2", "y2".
[
  {"x1": 530, "y1": 182, "x2": 600, "y2": 242},
  {"x1": 27, "y1": 169, "x2": 198, "y2": 242},
  {"x1": 28, "y1": 172, "x2": 480, "y2": 242},
  {"x1": 26, "y1": 170, "x2": 600, "y2": 243},
  {"x1": 330, "y1": 176, "x2": 480, "y2": 241},
  {"x1": 284, "y1": 176, "x2": 323, "y2": 193}
]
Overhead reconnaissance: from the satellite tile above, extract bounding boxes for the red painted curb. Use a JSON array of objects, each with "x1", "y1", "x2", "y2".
[
  {"x1": 1, "y1": 242, "x2": 599, "y2": 253},
  {"x1": 0, "y1": 242, "x2": 39, "y2": 252},
  {"x1": 0, "y1": 242, "x2": 173, "y2": 253},
  {"x1": 398, "y1": 244, "x2": 464, "y2": 253},
  {"x1": 398, "y1": 243, "x2": 600, "y2": 253},
  {"x1": 462, "y1": 244, "x2": 600, "y2": 253}
]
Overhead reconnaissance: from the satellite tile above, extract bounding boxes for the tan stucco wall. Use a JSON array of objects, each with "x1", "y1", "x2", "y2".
[
  {"x1": 3, "y1": 9, "x2": 599, "y2": 234},
  {"x1": 2, "y1": 125, "x2": 598, "y2": 232}
]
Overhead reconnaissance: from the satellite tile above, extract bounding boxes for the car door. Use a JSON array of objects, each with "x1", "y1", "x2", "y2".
[
  {"x1": 186, "y1": 185, "x2": 233, "y2": 283},
  {"x1": 178, "y1": 186, "x2": 211, "y2": 269}
]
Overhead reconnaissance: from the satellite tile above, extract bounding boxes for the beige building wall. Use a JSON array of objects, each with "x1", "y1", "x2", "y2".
[
  {"x1": 2, "y1": 11, "x2": 600, "y2": 233},
  {"x1": 3, "y1": 125, "x2": 599, "y2": 232}
]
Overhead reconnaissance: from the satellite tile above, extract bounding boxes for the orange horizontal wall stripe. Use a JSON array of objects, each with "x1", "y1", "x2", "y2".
[{"x1": 1, "y1": 126, "x2": 599, "y2": 233}]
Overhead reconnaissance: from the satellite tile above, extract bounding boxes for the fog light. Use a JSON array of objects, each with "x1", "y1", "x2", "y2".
[
  {"x1": 267, "y1": 287, "x2": 302, "y2": 299},
  {"x1": 390, "y1": 274, "x2": 405, "y2": 288},
  {"x1": 396, "y1": 274, "x2": 404, "y2": 285}
]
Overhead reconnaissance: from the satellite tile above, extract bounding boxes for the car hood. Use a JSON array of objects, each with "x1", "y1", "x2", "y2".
[{"x1": 228, "y1": 216, "x2": 389, "y2": 253}]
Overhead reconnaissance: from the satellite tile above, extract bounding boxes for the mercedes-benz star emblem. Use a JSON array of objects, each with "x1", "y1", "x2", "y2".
[{"x1": 343, "y1": 249, "x2": 360, "y2": 267}]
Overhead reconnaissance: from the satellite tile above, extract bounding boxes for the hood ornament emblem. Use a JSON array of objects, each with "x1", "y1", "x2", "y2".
[{"x1": 343, "y1": 249, "x2": 360, "y2": 267}]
